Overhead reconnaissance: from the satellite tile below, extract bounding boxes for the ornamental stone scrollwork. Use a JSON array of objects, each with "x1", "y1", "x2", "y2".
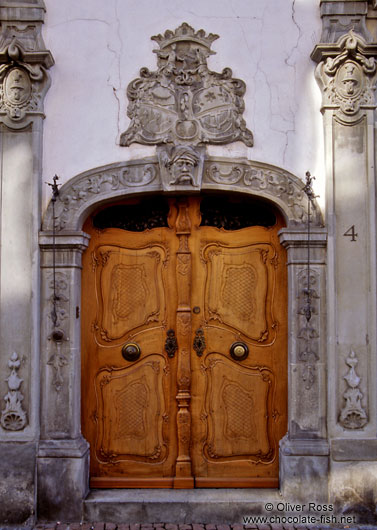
[
  {"x1": 339, "y1": 350, "x2": 368, "y2": 429},
  {"x1": 44, "y1": 160, "x2": 160, "y2": 231},
  {"x1": 120, "y1": 23, "x2": 253, "y2": 148},
  {"x1": 203, "y1": 159, "x2": 322, "y2": 227},
  {"x1": 1, "y1": 352, "x2": 27, "y2": 431},
  {"x1": 42, "y1": 158, "x2": 323, "y2": 233},
  {"x1": 0, "y1": 36, "x2": 53, "y2": 128},
  {"x1": 312, "y1": 30, "x2": 377, "y2": 123}
]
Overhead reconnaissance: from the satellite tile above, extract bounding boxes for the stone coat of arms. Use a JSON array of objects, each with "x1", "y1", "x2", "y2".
[{"x1": 120, "y1": 23, "x2": 253, "y2": 148}]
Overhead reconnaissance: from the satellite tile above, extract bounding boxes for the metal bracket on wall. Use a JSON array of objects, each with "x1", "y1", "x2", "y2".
[
  {"x1": 47, "y1": 175, "x2": 64, "y2": 342},
  {"x1": 302, "y1": 171, "x2": 318, "y2": 323}
]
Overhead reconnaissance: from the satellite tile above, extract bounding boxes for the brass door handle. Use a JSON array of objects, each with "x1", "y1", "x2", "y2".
[
  {"x1": 165, "y1": 329, "x2": 178, "y2": 358},
  {"x1": 122, "y1": 342, "x2": 141, "y2": 362},
  {"x1": 230, "y1": 341, "x2": 249, "y2": 361}
]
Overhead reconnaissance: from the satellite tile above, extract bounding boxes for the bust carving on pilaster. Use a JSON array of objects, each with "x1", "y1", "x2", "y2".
[
  {"x1": 312, "y1": 30, "x2": 377, "y2": 123},
  {"x1": 0, "y1": 1, "x2": 54, "y2": 128}
]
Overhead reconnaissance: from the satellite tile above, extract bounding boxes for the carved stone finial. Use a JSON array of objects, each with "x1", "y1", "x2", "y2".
[
  {"x1": 339, "y1": 350, "x2": 368, "y2": 429},
  {"x1": 1, "y1": 351, "x2": 27, "y2": 431},
  {"x1": 120, "y1": 23, "x2": 253, "y2": 148}
]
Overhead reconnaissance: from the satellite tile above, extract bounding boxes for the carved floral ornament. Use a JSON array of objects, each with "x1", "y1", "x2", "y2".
[
  {"x1": 312, "y1": 30, "x2": 377, "y2": 123},
  {"x1": 0, "y1": 37, "x2": 53, "y2": 127},
  {"x1": 339, "y1": 350, "x2": 368, "y2": 429},
  {"x1": 1, "y1": 351, "x2": 27, "y2": 431},
  {"x1": 120, "y1": 23, "x2": 253, "y2": 148}
]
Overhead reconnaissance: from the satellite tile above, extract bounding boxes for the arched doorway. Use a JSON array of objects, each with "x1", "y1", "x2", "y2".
[
  {"x1": 39, "y1": 157, "x2": 327, "y2": 517},
  {"x1": 81, "y1": 193, "x2": 287, "y2": 488}
]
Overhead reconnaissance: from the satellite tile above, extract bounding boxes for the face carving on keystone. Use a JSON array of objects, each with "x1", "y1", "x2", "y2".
[{"x1": 167, "y1": 146, "x2": 199, "y2": 186}]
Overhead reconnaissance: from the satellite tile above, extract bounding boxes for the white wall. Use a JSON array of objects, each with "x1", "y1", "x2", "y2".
[{"x1": 42, "y1": 0, "x2": 325, "y2": 212}]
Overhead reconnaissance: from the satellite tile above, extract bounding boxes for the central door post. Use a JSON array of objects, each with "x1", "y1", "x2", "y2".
[{"x1": 174, "y1": 199, "x2": 194, "y2": 488}]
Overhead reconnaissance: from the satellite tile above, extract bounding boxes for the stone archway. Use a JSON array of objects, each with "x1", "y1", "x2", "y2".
[{"x1": 38, "y1": 155, "x2": 328, "y2": 520}]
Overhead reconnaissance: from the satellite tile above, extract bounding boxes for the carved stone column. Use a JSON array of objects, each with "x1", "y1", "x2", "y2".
[
  {"x1": 312, "y1": 10, "x2": 377, "y2": 518},
  {"x1": 278, "y1": 227, "x2": 328, "y2": 503},
  {"x1": 0, "y1": 1, "x2": 53, "y2": 525},
  {"x1": 38, "y1": 232, "x2": 90, "y2": 521}
]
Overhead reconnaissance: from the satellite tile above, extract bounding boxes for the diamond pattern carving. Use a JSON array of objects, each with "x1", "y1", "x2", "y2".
[
  {"x1": 221, "y1": 265, "x2": 256, "y2": 323},
  {"x1": 115, "y1": 379, "x2": 148, "y2": 439},
  {"x1": 112, "y1": 265, "x2": 147, "y2": 322},
  {"x1": 223, "y1": 380, "x2": 256, "y2": 441}
]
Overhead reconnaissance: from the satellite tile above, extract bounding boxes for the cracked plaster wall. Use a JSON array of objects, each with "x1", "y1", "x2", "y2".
[{"x1": 42, "y1": 0, "x2": 325, "y2": 212}]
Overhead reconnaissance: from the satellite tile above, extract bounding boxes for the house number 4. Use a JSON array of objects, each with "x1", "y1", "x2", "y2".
[{"x1": 343, "y1": 225, "x2": 358, "y2": 241}]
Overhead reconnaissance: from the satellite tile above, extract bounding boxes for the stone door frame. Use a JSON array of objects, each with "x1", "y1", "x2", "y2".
[{"x1": 38, "y1": 155, "x2": 328, "y2": 520}]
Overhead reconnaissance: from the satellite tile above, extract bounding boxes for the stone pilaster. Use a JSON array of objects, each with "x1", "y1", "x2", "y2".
[
  {"x1": 0, "y1": 0, "x2": 53, "y2": 525},
  {"x1": 312, "y1": 10, "x2": 377, "y2": 520},
  {"x1": 38, "y1": 231, "x2": 90, "y2": 521},
  {"x1": 317, "y1": 1, "x2": 372, "y2": 44},
  {"x1": 278, "y1": 228, "x2": 329, "y2": 503}
]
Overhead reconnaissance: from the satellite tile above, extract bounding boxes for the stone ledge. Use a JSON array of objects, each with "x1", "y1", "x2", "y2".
[
  {"x1": 38, "y1": 436, "x2": 89, "y2": 458},
  {"x1": 280, "y1": 437, "x2": 330, "y2": 456},
  {"x1": 83, "y1": 490, "x2": 281, "y2": 525},
  {"x1": 331, "y1": 438, "x2": 377, "y2": 460}
]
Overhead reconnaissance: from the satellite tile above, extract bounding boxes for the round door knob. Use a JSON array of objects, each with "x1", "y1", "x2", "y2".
[
  {"x1": 234, "y1": 345, "x2": 246, "y2": 356},
  {"x1": 230, "y1": 341, "x2": 249, "y2": 361},
  {"x1": 122, "y1": 342, "x2": 141, "y2": 362}
]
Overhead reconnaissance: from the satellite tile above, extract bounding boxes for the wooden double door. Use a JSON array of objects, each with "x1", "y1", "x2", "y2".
[{"x1": 81, "y1": 195, "x2": 287, "y2": 488}]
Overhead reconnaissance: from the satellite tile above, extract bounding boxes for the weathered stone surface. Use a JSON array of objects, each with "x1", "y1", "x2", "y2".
[
  {"x1": 0, "y1": 442, "x2": 36, "y2": 525},
  {"x1": 83, "y1": 489, "x2": 280, "y2": 525},
  {"x1": 329, "y1": 460, "x2": 377, "y2": 525},
  {"x1": 280, "y1": 450, "x2": 329, "y2": 504},
  {"x1": 37, "y1": 451, "x2": 89, "y2": 522},
  {"x1": 318, "y1": 0, "x2": 371, "y2": 43}
]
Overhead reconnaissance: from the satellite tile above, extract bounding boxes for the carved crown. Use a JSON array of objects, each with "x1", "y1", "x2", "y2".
[{"x1": 151, "y1": 22, "x2": 219, "y2": 51}]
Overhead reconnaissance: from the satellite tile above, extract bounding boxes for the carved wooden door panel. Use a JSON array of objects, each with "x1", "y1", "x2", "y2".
[
  {"x1": 189, "y1": 198, "x2": 287, "y2": 487},
  {"x1": 81, "y1": 200, "x2": 180, "y2": 487},
  {"x1": 81, "y1": 196, "x2": 287, "y2": 488}
]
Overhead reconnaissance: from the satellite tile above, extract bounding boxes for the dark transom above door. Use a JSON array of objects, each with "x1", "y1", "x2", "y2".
[{"x1": 81, "y1": 195, "x2": 287, "y2": 488}]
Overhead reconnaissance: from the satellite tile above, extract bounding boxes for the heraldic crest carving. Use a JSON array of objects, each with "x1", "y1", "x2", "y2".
[{"x1": 120, "y1": 23, "x2": 253, "y2": 148}]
